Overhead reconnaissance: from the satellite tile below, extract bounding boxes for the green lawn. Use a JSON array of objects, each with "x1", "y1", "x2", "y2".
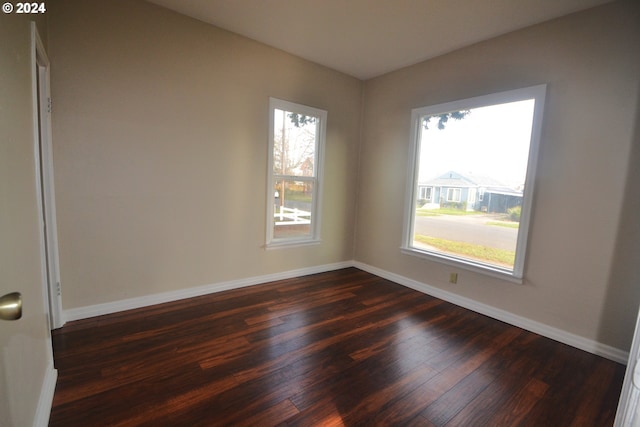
[
  {"x1": 284, "y1": 191, "x2": 312, "y2": 203},
  {"x1": 416, "y1": 208, "x2": 483, "y2": 217},
  {"x1": 414, "y1": 234, "x2": 515, "y2": 268},
  {"x1": 486, "y1": 221, "x2": 520, "y2": 229}
]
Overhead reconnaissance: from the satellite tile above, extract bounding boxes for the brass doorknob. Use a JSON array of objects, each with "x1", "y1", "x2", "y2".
[{"x1": 0, "y1": 292, "x2": 22, "y2": 321}]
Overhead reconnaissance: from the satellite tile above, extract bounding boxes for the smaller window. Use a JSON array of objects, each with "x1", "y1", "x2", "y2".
[
  {"x1": 419, "y1": 186, "x2": 433, "y2": 201},
  {"x1": 447, "y1": 188, "x2": 461, "y2": 202},
  {"x1": 266, "y1": 98, "x2": 327, "y2": 247}
]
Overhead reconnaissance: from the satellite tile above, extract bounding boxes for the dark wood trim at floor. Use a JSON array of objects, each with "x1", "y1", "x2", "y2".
[{"x1": 50, "y1": 268, "x2": 625, "y2": 426}]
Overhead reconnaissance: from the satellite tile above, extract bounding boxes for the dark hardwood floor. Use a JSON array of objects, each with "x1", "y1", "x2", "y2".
[{"x1": 50, "y1": 268, "x2": 625, "y2": 426}]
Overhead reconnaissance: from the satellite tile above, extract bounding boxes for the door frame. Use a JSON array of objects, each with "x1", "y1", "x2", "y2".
[
  {"x1": 615, "y1": 302, "x2": 640, "y2": 426},
  {"x1": 31, "y1": 22, "x2": 64, "y2": 330}
]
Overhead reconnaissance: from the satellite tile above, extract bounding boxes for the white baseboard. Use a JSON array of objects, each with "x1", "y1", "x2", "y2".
[
  {"x1": 62, "y1": 259, "x2": 629, "y2": 365},
  {"x1": 63, "y1": 261, "x2": 353, "y2": 323},
  {"x1": 353, "y1": 261, "x2": 629, "y2": 364},
  {"x1": 34, "y1": 364, "x2": 57, "y2": 427}
]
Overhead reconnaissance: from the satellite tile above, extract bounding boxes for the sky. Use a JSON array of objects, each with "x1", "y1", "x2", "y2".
[
  {"x1": 273, "y1": 108, "x2": 317, "y2": 176},
  {"x1": 418, "y1": 99, "x2": 536, "y2": 188}
]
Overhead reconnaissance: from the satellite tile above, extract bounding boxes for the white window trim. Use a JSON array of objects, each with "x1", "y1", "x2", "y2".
[
  {"x1": 401, "y1": 84, "x2": 546, "y2": 281},
  {"x1": 419, "y1": 186, "x2": 433, "y2": 201},
  {"x1": 446, "y1": 188, "x2": 461, "y2": 202},
  {"x1": 266, "y1": 97, "x2": 327, "y2": 248}
]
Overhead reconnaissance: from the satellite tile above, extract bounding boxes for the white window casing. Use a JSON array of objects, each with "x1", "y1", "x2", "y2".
[
  {"x1": 401, "y1": 84, "x2": 546, "y2": 281},
  {"x1": 266, "y1": 98, "x2": 327, "y2": 248}
]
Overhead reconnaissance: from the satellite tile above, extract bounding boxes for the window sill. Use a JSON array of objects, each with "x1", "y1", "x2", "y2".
[
  {"x1": 265, "y1": 239, "x2": 322, "y2": 250},
  {"x1": 400, "y1": 246, "x2": 524, "y2": 285}
]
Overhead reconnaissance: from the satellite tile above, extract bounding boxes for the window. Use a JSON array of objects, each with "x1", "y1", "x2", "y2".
[
  {"x1": 419, "y1": 186, "x2": 433, "y2": 201},
  {"x1": 447, "y1": 188, "x2": 461, "y2": 202},
  {"x1": 266, "y1": 98, "x2": 326, "y2": 247},
  {"x1": 402, "y1": 85, "x2": 546, "y2": 280}
]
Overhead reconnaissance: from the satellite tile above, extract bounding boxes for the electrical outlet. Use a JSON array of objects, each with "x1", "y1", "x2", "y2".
[{"x1": 449, "y1": 273, "x2": 458, "y2": 284}]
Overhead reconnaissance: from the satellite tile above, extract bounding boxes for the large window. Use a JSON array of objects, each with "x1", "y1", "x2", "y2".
[
  {"x1": 266, "y1": 98, "x2": 326, "y2": 247},
  {"x1": 402, "y1": 85, "x2": 546, "y2": 280}
]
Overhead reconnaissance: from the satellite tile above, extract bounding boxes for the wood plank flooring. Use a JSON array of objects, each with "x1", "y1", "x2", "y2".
[{"x1": 50, "y1": 268, "x2": 625, "y2": 426}]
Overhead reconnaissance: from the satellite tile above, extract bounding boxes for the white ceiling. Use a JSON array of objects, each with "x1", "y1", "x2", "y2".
[{"x1": 146, "y1": 0, "x2": 614, "y2": 80}]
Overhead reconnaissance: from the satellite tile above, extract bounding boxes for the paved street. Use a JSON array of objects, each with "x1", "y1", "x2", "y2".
[{"x1": 413, "y1": 213, "x2": 518, "y2": 251}]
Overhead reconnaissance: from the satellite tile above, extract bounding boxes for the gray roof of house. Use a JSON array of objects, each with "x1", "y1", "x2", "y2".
[{"x1": 420, "y1": 171, "x2": 522, "y2": 196}]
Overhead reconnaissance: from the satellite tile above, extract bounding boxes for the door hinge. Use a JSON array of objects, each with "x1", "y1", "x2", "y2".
[
  {"x1": 56, "y1": 281, "x2": 61, "y2": 296},
  {"x1": 47, "y1": 97, "x2": 52, "y2": 114}
]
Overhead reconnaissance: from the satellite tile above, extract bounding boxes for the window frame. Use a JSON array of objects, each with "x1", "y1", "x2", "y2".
[
  {"x1": 266, "y1": 97, "x2": 327, "y2": 248},
  {"x1": 401, "y1": 85, "x2": 546, "y2": 282},
  {"x1": 446, "y1": 188, "x2": 462, "y2": 202},
  {"x1": 419, "y1": 186, "x2": 433, "y2": 201}
]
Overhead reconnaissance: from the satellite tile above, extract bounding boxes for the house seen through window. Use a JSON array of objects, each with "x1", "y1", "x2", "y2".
[{"x1": 403, "y1": 85, "x2": 546, "y2": 280}]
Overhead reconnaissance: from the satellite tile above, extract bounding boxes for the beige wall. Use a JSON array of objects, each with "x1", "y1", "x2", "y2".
[
  {"x1": 0, "y1": 13, "x2": 53, "y2": 427},
  {"x1": 356, "y1": 0, "x2": 640, "y2": 350},
  {"x1": 601, "y1": 83, "x2": 640, "y2": 349},
  {"x1": 49, "y1": 0, "x2": 640, "y2": 353},
  {"x1": 48, "y1": 0, "x2": 362, "y2": 309}
]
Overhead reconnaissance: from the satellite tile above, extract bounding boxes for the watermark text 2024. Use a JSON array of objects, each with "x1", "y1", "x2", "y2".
[{"x1": 2, "y1": 2, "x2": 46, "y2": 14}]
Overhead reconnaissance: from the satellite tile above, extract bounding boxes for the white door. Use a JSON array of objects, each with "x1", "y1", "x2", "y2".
[
  {"x1": 0, "y1": 20, "x2": 59, "y2": 427},
  {"x1": 615, "y1": 303, "x2": 640, "y2": 426}
]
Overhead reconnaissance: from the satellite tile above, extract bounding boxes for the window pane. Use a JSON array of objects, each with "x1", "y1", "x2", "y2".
[
  {"x1": 267, "y1": 98, "x2": 326, "y2": 247},
  {"x1": 272, "y1": 108, "x2": 317, "y2": 177},
  {"x1": 411, "y1": 96, "x2": 538, "y2": 273},
  {"x1": 273, "y1": 178, "x2": 314, "y2": 239}
]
